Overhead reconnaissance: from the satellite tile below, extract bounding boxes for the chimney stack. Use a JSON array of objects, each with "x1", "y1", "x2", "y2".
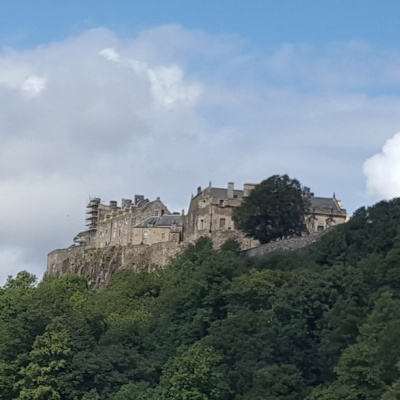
[
  {"x1": 243, "y1": 183, "x2": 256, "y2": 197},
  {"x1": 134, "y1": 194, "x2": 144, "y2": 205},
  {"x1": 227, "y1": 182, "x2": 234, "y2": 199},
  {"x1": 121, "y1": 198, "x2": 132, "y2": 208}
]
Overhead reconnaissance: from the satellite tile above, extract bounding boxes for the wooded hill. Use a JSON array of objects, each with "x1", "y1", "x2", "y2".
[{"x1": 2, "y1": 198, "x2": 400, "y2": 399}]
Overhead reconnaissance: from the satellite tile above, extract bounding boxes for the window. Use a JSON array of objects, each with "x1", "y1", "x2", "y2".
[
  {"x1": 200, "y1": 219, "x2": 204, "y2": 230},
  {"x1": 220, "y1": 218, "x2": 226, "y2": 228},
  {"x1": 143, "y1": 230, "x2": 149, "y2": 239},
  {"x1": 317, "y1": 225, "x2": 324, "y2": 232},
  {"x1": 155, "y1": 210, "x2": 159, "y2": 217},
  {"x1": 162, "y1": 233, "x2": 166, "y2": 239},
  {"x1": 219, "y1": 200, "x2": 224, "y2": 207}
]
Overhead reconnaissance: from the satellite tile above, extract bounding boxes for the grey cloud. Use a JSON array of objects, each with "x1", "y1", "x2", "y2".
[{"x1": 0, "y1": 26, "x2": 400, "y2": 283}]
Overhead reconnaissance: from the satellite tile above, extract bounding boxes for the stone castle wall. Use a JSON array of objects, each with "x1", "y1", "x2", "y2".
[
  {"x1": 241, "y1": 227, "x2": 335, "y2": 258},
  {"x1": 242, "y1": 235, "x2": 320, "y2": 258},
  {"x1": 47, "y1": 182, "x2": 348, "y2": 287},
  {"x1": 47, "y1": 241, "x2": 184, "y2": 289}
]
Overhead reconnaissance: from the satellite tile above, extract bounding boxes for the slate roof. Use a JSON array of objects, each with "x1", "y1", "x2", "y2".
[
  {"x1": 309, "y1": 197, "x2": 345, "y2": 213},
  {"x1": 135, "y1": 215, "x2": 182, "y2": 228},
  {"x1": 210, "y1": 188, "x2": 244, "y2": 199}
]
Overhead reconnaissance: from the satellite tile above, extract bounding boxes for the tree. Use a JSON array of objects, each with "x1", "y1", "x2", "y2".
[
  {"x1": 233, "y1": 175, "x2": 309, "y2": 244},
  {"x1": 161, "y1": 342, "x2": 231, "y2": 400},
  {"x1": 14, "y1": 319, "x2": 72, "y2": 400},
  {"x1": 240, "y1": 364, "x2": 306, "y2": 400}
]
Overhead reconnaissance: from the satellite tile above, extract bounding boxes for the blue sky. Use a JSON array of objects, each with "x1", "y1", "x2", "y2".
[
  {"x1": 2, "y1": 1, "x2": 400, "y2": 49},
  {"x1": 1, "y1": 1, "x2": 400, "y2": 281}
]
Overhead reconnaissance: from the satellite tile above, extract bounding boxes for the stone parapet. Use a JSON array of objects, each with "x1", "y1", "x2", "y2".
[{"x1": 241, "y1": 230, "x2": 332, "y2": 258}]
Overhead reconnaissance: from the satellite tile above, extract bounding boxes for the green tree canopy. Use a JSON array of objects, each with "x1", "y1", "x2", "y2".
[{"x1": 233, "y1": 174, "x2": 310, "y2": 243}]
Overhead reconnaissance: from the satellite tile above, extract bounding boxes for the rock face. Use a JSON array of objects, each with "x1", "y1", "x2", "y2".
[
  {"x1": 47, "y1": 231, "x2": 331, "y2": 289},
  {"x1": 46, "y1": 242, "x2": 185, "y2": 289}
]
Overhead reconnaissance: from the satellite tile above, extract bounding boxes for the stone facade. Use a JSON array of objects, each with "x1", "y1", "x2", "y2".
[
  {"x1": 305, "y1": 195, "x2": 348, "y2": 233},
  {"x1": 74, "y1": 196, "x2": 172, "y2": 248},
  {"x1": 182, "y1": 182, "x2": 259, "y2": 249},
  {"x1": 46, "y1": 181, "x2": 348, "y2": 287}
]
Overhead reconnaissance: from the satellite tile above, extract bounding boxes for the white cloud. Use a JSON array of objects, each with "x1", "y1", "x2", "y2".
[
  {"x1": 363, "y1": 132, "x2": 400, "y2": 199},
  {"x1": 99, "y1": 47, "x2": 120, "y2": 62},
  {"x1": 21, "y1": 75, "x2": 46, "y2": 97},
  {"x1": 1, "y1": 26, "x2": 400, "y2": 284},
  {"x1": 99, "y1": 47, "x2": 202, "y2": 108},
  {"x1": 147, "y1": 64, "x2": 202, "y2": 107}
]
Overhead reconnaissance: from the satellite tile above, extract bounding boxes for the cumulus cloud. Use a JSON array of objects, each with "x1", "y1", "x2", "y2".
[
  {"x1": 1, "y1": 25, "x2": 400, "y2": 283},
  {"x1": 99, "y1": 47, "x2": 202, "y2": 107},
  {"x1": 99, "y1": 47, "x2": 120, "y2": 62},
  {"x1": 21, "y1": 75, "x2": 46, "y2": 97},
  {"x1": 363, "y1": 132, "x2": 400, "y2": 199}
]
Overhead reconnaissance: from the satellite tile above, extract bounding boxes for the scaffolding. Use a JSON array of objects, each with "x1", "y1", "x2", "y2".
[{"x1": 85, "y1": 197, "x2": 101, "y2": 231}]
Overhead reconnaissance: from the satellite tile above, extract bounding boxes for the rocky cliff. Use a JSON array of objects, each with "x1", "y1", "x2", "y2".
[{"x1": 46, "y1": 242, "x2": 185, "y2": 289}]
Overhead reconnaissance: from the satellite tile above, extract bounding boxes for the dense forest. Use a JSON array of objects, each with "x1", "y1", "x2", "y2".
[{"x1": 2, "y1": 198, "x2": 400, "y2": 399}]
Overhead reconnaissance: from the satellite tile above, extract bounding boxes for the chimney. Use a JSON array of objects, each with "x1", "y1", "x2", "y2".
[
  {"x1": 110, "y1": 200, "x2": 118, "y2": 210},
  {"x1": 197, "y1": 186, "x2": 202, "y2": 195},
  {"x1": 227, "y1": 182, "x2": 234, "y2": 199},
  {"x1": 134, "y1": 194, "x2": 144, "y2": 205},
  {"x1": 121, "y1": 198, "x2": 132, "y2": 208},
  {"x1": 243, "y1": 183, "x2": 256, "y2": 197}
]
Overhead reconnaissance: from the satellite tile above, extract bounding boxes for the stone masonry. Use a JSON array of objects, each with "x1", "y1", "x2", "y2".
[{"x1": 47, "y1": 181, "x2": 348, "y2": 287}]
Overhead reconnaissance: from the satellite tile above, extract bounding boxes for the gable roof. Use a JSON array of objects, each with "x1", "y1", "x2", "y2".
[{"x1": 310, "y1": 197, "x2": 346, "y2": 214}]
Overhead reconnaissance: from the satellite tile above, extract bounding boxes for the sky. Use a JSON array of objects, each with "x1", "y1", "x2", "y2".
[{"x1": 1, "y1": 1, "x2": 400, "y2": 283}]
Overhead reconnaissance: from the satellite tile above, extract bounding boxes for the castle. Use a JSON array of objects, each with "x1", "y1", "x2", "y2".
[{"x1": 47, "y1": 182, "x2": 348, "y2": 286}]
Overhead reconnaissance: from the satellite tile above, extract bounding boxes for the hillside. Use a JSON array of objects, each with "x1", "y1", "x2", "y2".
[{"x1": 1, "y1": 198, "x2": 400, "y2": 399}]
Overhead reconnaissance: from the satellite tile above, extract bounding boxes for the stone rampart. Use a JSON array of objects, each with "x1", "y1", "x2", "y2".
[
  {"x1": 241, "y1": 227, "x2": 336, "y2": 258},
  {"x1": 242, "y1": 235, "x2": 320, "y2": 258}
]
